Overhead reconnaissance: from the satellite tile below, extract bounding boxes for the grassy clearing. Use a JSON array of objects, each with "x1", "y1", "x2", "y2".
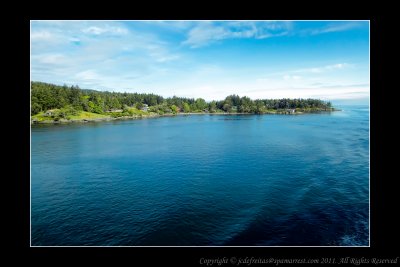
[
  {"x1": 32, "y1": 110, "x2": 111, "y2": 123},
  {"x1": 69, "y1": 111, "x2": 110, "y2": 120},
  {"x1": 31, "y1": 112, "x2": 53, "y2": 122}
]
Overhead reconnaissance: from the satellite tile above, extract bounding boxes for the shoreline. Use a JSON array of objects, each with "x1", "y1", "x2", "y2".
[{"x1": 31, "y1": 110, "x2": 339, "y2": 125}]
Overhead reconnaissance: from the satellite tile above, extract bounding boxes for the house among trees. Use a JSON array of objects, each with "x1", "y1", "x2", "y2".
[
  {"x1": 44, "y1": 110, "x2": 55, "y2": 116},
  {"x1": 141, "y1": 104, "x2": 149, "y2": 111}
]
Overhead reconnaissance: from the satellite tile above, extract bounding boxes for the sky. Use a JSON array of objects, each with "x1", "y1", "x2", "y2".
[{"x1": 31, "y1": 20, "x2": 369, "y2": 104}]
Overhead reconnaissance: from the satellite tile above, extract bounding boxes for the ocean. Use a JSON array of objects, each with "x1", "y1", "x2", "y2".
[{"x1": 31, "y1": 105, "x2": 369, "y2": 246}]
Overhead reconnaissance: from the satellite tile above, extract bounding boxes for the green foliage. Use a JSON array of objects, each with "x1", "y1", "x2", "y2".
[
  {"x1": 183, "y1": 102, "x2": 191, "y2": 113},
  {"x1": 87, "y1": 101, "x2": 95, "y2": 112},
  {"x1": 135, "y1": 102, "x2": 144, "y2": 110},
  {"x1": 31, "y1": 82, "x2": 164, "y2": 116},
  {"x1": 254, "y1": 100, "x2": 266, "y2": 114},
  {"x1": 68, "y1": 111, "x2": 109, "y2": 120},
  {"x1": 31, "y1": 82, "x2": 334, "y2": 118},
  {"x1": 122, "y1": 104, "x2": 129, "y2": 113},
  {"x1": 31, "y1": 102, "x2": 42, "y2": 115},
  {"x1": 238, "y1": 96, "x2": 254, "y2": 113},
  {"x1": 215, "y1": 96, "x2": 333, "y2": 114},
  {"x1": 194, "y1": 98, "x2": 207, "y2": 111},
  {"x1": 61, "y1": 105, "x2": 79, "y2": 116},
  {"x1": 43, "y1": 106, "x2": 80, "y2": 121},
  {"x1": 208, "y1": 101, "x2": 217, "y2": 113},
  {"x1": 128, "y1": 107, "x2": 146, "y2": 116},
  {"x1": 32, "y1": 110, "x2": 110, "y2": 122},
  {"x1": 170, "y1": 105, "x2": 179, "y2": 114},
  {"x1": 222, "y1": 103, "x2": 231, "y2": 112},
  {"x1": 148, "y1": 103, "x2": 172, "y2": 115}
]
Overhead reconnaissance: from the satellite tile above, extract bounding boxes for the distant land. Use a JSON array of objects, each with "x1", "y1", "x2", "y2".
[{"x1": 31, "y1": 81, "x2": 337, "y2": 124}]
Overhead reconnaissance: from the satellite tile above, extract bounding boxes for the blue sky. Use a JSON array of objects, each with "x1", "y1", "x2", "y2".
[{"x1": 31, "y1": 20, "x2": 369, "y2": 103}]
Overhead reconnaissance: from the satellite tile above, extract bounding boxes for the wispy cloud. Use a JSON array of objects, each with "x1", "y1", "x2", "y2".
[
  {"x1": 142, "y1": 20, "x2": 195, "y2": 31},
  {"x1": 310, "y1": 83, "x2": 370, "y2": 89},
  {"x1": 31, "y1": 21, "x2": 183, "y2": 91},
  {"x1": 82, "y1": 25, "x2": 128, "y2": 36},
  {"x1": 146, "y1": 43, "x2": 180, "y2": 63},
  {"x1": 34, "y1": 53, "x2": 68, "y2": 64},
  {"x1": 182, "y1": 21, "x2": 363, "y2": 48},
  {"x1": 249, "y1": 62, "x2": 368, "y2": 101},
  {"x1": 294, "y1": 63, "x2": 352, "y2": 74},
  {"x1": 30, "y1": 30, "x2": 53, "y2": 41},
  {"x1": 307, "y1": 22, "x2": 363, "y2": 35},
  {"x1": 182, "y1": 21, "x2": 292, "y2": 48},
  {"x1": 283, "y1": 75, "x2": 302, "y2": 81},
  {"x1": 242, "y1": 83, "x2": 369, "y2": 101},
  {"x1": 260, "y1": 63, "x2": 353, "y2": 79},
  {"x1": 75, "y1": 70, "x2": 101, "y2": 81}
]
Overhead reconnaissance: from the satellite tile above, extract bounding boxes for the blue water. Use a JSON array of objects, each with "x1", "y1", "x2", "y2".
[{"x1": 31, "y1": 106, "x2": 369, "y2": 246}]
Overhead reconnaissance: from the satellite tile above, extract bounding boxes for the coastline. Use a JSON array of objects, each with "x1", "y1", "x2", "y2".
[{"x1": 31, "y1": 109, "x2": 339, "y2": 125}]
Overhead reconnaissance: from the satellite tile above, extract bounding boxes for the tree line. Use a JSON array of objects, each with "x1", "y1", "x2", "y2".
[{"x1": 31, "y1": 81, "x2": 333, "y2": 116}]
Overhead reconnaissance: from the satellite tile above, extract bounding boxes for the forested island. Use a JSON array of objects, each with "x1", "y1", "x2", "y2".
[{"x1": 31, "y1": 82, "x2": 336, "y2": 124}]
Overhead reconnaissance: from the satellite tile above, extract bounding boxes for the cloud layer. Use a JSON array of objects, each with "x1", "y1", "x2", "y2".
[{"x1": 31, "y1": 20, "x2": 370, "y2": 102}]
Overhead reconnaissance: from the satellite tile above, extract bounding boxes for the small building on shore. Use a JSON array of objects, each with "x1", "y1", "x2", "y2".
[
  {"x1": 141, "y1": 104, "x2": 149, "y2": 111},
  {"x1": 44, "y1": 109, "x2": 56, "y2": 116}
]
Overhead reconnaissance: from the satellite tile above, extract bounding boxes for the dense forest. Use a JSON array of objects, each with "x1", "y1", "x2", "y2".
[{"x1": 31, "y1": 81, "x2": 333, "y2": 121}]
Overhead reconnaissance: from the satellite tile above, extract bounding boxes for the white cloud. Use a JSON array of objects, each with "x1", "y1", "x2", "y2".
[
  {"x1": 31, "y1": 21, "x2": 183, "y2": 92},
  {"x1": 154, "y1": 55, "x2": 180, "y2": 62},
  {"x1": 182, "y1": 21, "x2": 292, "y2": 48},
  {"x1": 69, "y1": 37, "x2": 80, "y2": 43},
  {"x1": 75, "y1": 70, "x2": 100, "y2": 81},
  {"x1": 283, "y1": 75, "x2": 302, "y2": 81},
  {"x1": 241, "y1": 75, "x2": 370, "y2": 100},
  {"x1": 31, "y1": 31, "x2": 54, "y2": 41},
  {"x1": 242, "y1": 86, "x2": 369, "y2": 101},
  {"x1": 182, "y1": 23, "x2": 228, "y2": 48},
  {"x1": 146, "y1": 44, "x2": 181, "y2": 63},
  {"x1": 294, "y1": 63, "x2": 352, "y2": 74},
  {"x1": 167, "y1": 77, "x2": 369, "y2": 101},
  {"x1": 82, "y1": 26, "x2": 106, "y2": 35},
  {"x1": 258, "y1": 63, "x2": 353, "y2": 81},
  {"x1": 141, "y1": 20, "x2": 195, "y2": 31},
  {"x1": 309, "y1": 22, "x2": 363, "y2": 35},
  {"x1": 82, "y1": 25, "x2": 128, "y2": 35},
  {"x1": 326, "y1": 63, "x2": 347, "y2": 69},
  {"x1": 35, "y1": 54, "x2": 67, "y2": 64}
]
